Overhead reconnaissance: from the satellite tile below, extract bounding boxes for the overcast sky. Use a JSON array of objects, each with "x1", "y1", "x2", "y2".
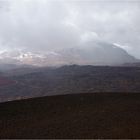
[{"x1": 0, "y1": 0, "x2": 140, "y2": 58}]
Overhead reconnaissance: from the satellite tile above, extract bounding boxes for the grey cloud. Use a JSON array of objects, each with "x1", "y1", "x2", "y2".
[{"x1": 0, "y1": 0, "x2": 140, "y2": 58}]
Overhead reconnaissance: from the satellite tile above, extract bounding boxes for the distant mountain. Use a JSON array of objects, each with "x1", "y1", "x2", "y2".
[
  {"x1": 0, "y1": 40, "x2": 139, "y2": 66},
  {"x1": 58, "y1": 41, "x2": 138, "y2": 65},
  {"x1": 123, "y1": 62, "x2": 140, "y2": 67},
  {"x1": 0, "y1": 65, "x2": 140, "y2": 102},
  {"x1": 0, "y1": 64, "x2": 19, "y2": 71},
  {"x1": 0, "y1": 63, "x2": 35, "y2": 72}
]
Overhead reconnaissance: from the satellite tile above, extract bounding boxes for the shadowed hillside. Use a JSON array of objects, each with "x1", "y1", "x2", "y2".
[
  {"x1": 0, "y1": 65, "x2": 140, "y2": 102},
  {"x1": 0, "y1": 92, "x2": 140, "y2": 139},
  {"x1": 0, "y1": 76, "x2": 16, "y2": 86}
]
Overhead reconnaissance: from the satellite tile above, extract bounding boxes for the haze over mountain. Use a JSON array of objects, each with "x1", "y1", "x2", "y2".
[
  {"x1": 58, "y1": 41, "x2": 138, "y2": 66},
  {"x1": 0, "y1": 40, "x2": 138, "y2": 67},
  {"x1": 0, "y1": 0, "x2": 140, "y2": 63}
]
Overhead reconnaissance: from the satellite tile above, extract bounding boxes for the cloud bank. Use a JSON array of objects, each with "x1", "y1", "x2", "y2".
[{"x1": 0, "y1": 0, "x2": 140, "y2": 58}]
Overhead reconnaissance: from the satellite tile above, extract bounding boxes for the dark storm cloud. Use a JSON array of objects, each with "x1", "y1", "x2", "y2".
[{"x1": 0, "y1": 0, "x2": 140, "y2": 58}]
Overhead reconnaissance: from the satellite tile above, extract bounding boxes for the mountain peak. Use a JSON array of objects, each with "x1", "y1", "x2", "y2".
[{"x1": 0, "y1": 41, "x2": 139, "y2": 66}]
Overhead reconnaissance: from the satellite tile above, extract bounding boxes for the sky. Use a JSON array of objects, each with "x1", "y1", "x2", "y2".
[{"x1": 0, "y1": 0, "x2": 140, "y2": 58}]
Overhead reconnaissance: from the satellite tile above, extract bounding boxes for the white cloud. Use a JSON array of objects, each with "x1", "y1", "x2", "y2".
[
  {"x1": 0, "y1": 0, "x2": 140, "y2": 58},
  {"x1": 80, "y1": 32, "x2": 99, "y2": 43}
]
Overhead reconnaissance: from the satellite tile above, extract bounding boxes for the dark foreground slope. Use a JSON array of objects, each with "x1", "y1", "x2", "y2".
[{"x1": 0, "y1": 92, "x2": 140, "y2": 139}]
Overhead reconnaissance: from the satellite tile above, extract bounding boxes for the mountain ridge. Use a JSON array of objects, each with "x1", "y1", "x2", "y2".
[{"x1": 0, "y1": 41, "x2": 139, "y2": 66}]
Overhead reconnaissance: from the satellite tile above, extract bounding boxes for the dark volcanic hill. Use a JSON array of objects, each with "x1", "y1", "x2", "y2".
[
  {"x1": 0, "y1": 65, "x2": 140, "y2": 102},
  {"x1": 0, "y1": 92, "x2": 140, "y2": 139}
]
